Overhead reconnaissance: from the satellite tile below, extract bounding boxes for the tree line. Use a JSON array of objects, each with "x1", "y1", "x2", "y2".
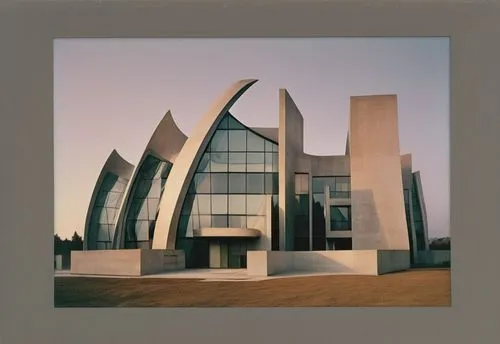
[
  {"x1": 54, "y1": 231, "x2": 83, "y2": 256},
  {"x1": 428, "y1": 237, "x2": 450, "y2": 250}
]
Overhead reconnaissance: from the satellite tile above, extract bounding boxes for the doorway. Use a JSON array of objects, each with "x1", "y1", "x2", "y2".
[{"x1": 209, "y1": 240, "x2": 248, "y2": 268}]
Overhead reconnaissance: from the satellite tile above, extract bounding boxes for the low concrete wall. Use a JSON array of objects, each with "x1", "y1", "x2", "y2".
[
  {"x1": 247, "y1": 250, "x2": 410, "y2": 277},
  {"x1": 415, "y1": 250, "x2": 451, "y2": 266},
  {"x1": 377, "y1": 250, "x2": 411, "y2": 274},
  {"x1": 71, "y1": 249, "x2": 185, "y2": 276}
]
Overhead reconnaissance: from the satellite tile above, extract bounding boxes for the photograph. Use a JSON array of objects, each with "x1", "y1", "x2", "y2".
[{"x1": 53, "y1": 37, "x2": 450, "y2": 307}]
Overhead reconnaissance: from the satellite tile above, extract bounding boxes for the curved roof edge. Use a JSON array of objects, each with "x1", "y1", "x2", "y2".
[
  {"x1": 145, "y1": 110, "x2": 188, "y2": 163},
  {"x1": 111, "y1": 111, "x2": 188, "y2": 249},
  {"x1": 152, "y1": 79, "x2": 258, "y2": 249},
  {"x1": 250, "y1": 127, "x2": 279, "y2": 143},
  {"x1": 83, "y1": 149, "x2": 135, "y2": 250}
]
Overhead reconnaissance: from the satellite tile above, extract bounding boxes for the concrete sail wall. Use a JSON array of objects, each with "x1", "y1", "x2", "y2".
[
  {"x1": 349, "y1": 95, "x2": 409, "y2": 250},
  {"x1": 152, "y1": 79, "x2": 258, "y2": 249},
  {"x1": 112, "y1": 111, "x2": 187, "y2": 249}
]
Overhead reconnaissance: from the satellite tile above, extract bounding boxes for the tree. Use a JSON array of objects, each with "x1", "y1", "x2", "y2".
[
  {"x1": 71, "y1": 231, "x2": 83, "y2": 251},
  {"x1": 429, "y1": 237, "x2": 450, "y2": 250}
]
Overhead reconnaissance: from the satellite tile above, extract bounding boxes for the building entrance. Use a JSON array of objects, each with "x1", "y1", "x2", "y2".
[{"x1": 209, "y1": 240, "x2": 249, "y2": 269}]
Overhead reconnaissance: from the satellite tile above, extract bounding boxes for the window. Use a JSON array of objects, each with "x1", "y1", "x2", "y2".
[
  {"x1": 122, "y1": 156, "x2": 173, "y2": 249},
  {"x1": 294, "y1": 173, "x2": 310, "y2": 251},
  {"x1": 330, "y1": 206, "x2": 351, "y2": 231},
  {"x1": 176, "y1": 113, "x2": 279, "y2": 248}
]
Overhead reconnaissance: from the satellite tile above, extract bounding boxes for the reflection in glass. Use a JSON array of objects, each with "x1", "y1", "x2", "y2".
[
  {"x1": 210, "y1": 152, "x2": 228, "y2": 172},
  {"x1": 211, "y1": 194, "x2": 228, "y2": 214},
  {"x1": 210, "y1": 130, "x2": 229, "y2": 151},
  {"x1": 229, "y1": 130, "x2": 247, "y2": 151},
  {"x1": 211, "y1": 173, "x2": 228, "y2": 194},
  {"x1": 228, "y1": 153, "x2": 246, "y2": 172},
  {"x1": 247, "y1": 153, "x2": 265, "y2": 172},
  {"x1": 247, "y1": 173, "x2": 265, "y2": 194}
]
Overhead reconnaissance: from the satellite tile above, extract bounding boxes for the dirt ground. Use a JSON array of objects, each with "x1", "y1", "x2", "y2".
[{"x1": 54, "y1": 268, "x2": 451, "y2": 307}]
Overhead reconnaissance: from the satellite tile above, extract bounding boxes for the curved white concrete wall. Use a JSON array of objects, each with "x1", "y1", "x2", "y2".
[
  {"x1": 112, "y1": 111, "x2": 188, "y2": 248},
  {"x1": 83, "y1": 150, "x2": 135, "y2": 250},
  {"x1": 152, "y1": 79, "x2": 259, "y2": 249}
]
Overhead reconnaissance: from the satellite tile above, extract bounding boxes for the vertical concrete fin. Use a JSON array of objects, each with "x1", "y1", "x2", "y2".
[
  {"x1": 278, "y1": 89, "x2": 304, "y2": 251},
  {"x1": 349, "y1": 95, "x2": 409, "y2": 250}
]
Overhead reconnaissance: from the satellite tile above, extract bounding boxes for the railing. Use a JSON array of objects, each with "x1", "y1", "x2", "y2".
[{"x1": 330, "y1": 191, "x2": 351, "y2": 199}]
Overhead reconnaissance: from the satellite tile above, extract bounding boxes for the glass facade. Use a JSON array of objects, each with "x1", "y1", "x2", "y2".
[
  {"x1": 176, "y1": 113, "x2": 279, "y2": 267},
  {"x1": 124, "y1": 155, "x2": 173, "y2": 249},
  {"x1": 411, "y1": 177, "x2": 426, "y2": 251},
  {"x1": 294, "y1": 173, "x2": 310, "y2": 251},
  {"x1": 330, "y1": 206, "x2": 352, "y2": 230},
  {"x1": 89, "y1": 173, "x2": 129, "y2": 250},
  {"x1": 311, "y1": 176, "x2": 351, "y2": 250},
  {"x1": 312, "y1": 176, "x2": 351, "y2": 199},
  {"x1": 403, "y1": 188, "x2": 415, "y2": 261}
]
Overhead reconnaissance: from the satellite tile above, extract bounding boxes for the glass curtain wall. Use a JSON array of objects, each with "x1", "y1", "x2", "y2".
[
  {"x1": 176, "y1": 113, "x2": 279, "y2": 267},
  {"x1": 311, "y1": 176, "x2": 351, "y2": 250},
  {"x1": 411, "y1": 176, "x2": 426, "y2": 250},
  {"x1": 89, "y1": 173, "x2": 129, "y2": 249},
  {"x1": 124, "y1": 155, "x2": 173, "y2": 249},
  {"x1": 294, "y1": 173, "x2": 310, "y2": 251}
]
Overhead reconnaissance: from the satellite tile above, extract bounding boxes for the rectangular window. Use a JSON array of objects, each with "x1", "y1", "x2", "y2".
[
  {"x1": 247, "y1": 153, "x2": 265, "y2": 172},
  {"x1": 211, "y1": 194, "x2": 228, "y2": 214},
  {"x1": 210, "y1": 152, "x2": 228, "y2": 172},
  {"x1": 228, "y1": 130, "x2": 247, "y2": 151},
  {"x1": 247, "y1": 173, "x2": 265, "y2": 194},
  {"x1": 212, "y1": 215, "x2": 228, "y2": 228},
  {"x1": 228, "y1": 153, "x2": 246, "y2": 172},
  {"x1": 229, "y1": 173, "x2": 246, "y2": 193},
  {"x1": 210, "y1": 173, "x2": 228, "y2": 194},
  {"x1": 228, "y1": 195, "x2": 246, "y2": 214},
  {"x1": 330, "y1": 206, "x2": 351, "y2": 231}
]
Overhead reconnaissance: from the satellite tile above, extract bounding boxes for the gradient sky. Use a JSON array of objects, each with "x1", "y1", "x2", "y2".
[{"x1": 54, "y1": 38, "x2": 449, "y2": 240}]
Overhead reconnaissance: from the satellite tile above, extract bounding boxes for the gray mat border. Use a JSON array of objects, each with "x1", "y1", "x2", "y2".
[{"x1": 1, "y1": 1, "x2": 499, "y2": 344}]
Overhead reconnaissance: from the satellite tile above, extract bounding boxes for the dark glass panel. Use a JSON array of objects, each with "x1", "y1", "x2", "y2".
[
  {"x1": 228, "y1": 115, "x2": 245, "y2": 129},
  {"x1": 247, "y1": 173, "x2": 265, "y2": 194},
  {"x1": 210, "y1": 173, "x2": 228, "y2": 194},
  {"x1": 228, "y1": 173, "x2": 246, "y2": 193},
  {"x1": 212, "y1": 215, "x2": 228, "y2": 228}
]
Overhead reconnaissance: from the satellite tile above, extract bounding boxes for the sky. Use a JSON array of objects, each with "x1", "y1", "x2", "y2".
[{"x1": 54, "y1": 37, "x2": 449, "y2": 240}]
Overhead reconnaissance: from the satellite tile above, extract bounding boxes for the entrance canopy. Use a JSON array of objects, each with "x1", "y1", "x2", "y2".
[{"x1": 193, "y1": 228, "x2": 261, "y2": 238}]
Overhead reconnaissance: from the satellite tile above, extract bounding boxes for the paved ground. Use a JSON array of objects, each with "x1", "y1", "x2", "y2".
[
  {"x1": 54, "y1": 268, "x2": 451, "y2": 307},
  {"x1": 55, "y1": 268, "x2": 361, "y2": 282}
]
